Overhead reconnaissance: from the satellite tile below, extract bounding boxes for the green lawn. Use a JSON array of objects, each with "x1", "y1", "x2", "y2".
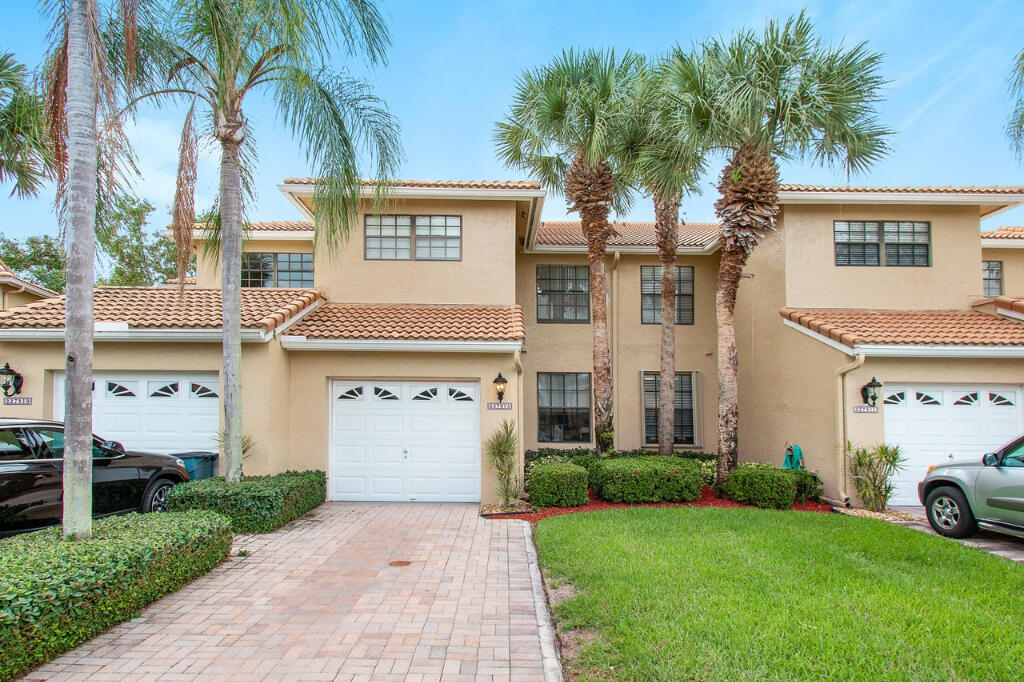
[{"x1": 535, "y1": 507, "x2": 1024, "y2": 681}]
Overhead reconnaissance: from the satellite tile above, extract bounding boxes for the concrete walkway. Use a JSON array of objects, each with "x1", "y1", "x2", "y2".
[
  {"x1": 25, "y1": 504, "x2": 557, "y2": 682},
  {"x1": 891, "y1": 505, "x2": 1024, "y2": 563}
]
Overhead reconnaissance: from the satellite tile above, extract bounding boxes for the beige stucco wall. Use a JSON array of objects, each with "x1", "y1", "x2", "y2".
[
  {"x1": 981, "y1": 246, "x2": 1024, "y2": 297},
  {"x1": 197, "y1": 198, "x2": 519, "y2": 306},
  {"x1": 286, "y1": 350, "x2": 521, "y2": 504},
  {"x1": 736, "y1": 227, "x2": 849, "y2": 498},
  {"x1": 1, "y1": 284, "x2": 49, "y2": 309},
  {"x1": 781, "y1": 203, "x2": 983, "y2": 310},
  {"x1": 516, "y1": 250, "x2": 719, "y2": 453}
]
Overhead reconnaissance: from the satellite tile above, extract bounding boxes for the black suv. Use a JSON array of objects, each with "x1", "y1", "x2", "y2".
[{"x1": 0, "y1": 419, "x2": 190, "y2": 536}]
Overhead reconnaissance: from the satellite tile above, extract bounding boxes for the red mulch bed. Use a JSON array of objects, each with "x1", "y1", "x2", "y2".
[{"x1": 490, "y1": 487, "x2": 832, "y2": 523}]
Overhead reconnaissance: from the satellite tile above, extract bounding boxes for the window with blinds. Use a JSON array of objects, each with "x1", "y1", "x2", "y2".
[
  {"x1": 834, "y1": 221, "x2": 930, "y2": 267},
  {"x1": 640, "y1": 266, "x2": 695, "y2": 325}
]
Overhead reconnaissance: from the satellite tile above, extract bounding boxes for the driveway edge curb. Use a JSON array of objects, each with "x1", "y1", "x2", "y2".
[{"x1": 522, "y1": 521, "x2": 563, "y2": 682}]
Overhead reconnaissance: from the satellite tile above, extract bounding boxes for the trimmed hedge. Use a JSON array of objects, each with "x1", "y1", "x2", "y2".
[
  {"x1": 0, "y1": 511, "x2": 231, "y2": 682},
  {"x1": 524, "y1": 448, "x2": 716, "y2": 491},
  {"x1": 721, "y1": 464, "x2": 797, "y2": 509},
  {"x1": 788, "y1": 469, "x2": 823, "y2": 503},
  {"x1": 166, "y1": 470, "x2": 326, "y2": 533},
  {"x1": 597, "y1": 457, "x2": 704, "y2": 503},
  {"x1": 528, "y1": 462, "x2": 589, "y2": 507}
]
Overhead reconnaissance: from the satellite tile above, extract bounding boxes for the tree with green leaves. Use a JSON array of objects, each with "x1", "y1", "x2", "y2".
[
  {"x1": 496, "y1": 48, "x2": 643, "y2": 450},
  {"x1": 621, "y1": 64, "x2": 706, "y2": 454},
  {"x1": 97, "y1": 195, "x2": 192, "y2": 286},
  {"x1": 662, "y1": 13, "x2": 890, "y2": 482},
  {"x1": 0, "y1": 52, "x2": 52, "y2": 198},
  {"x1": 42, "y1": 0, "x2": 142, "y2": 540},
  {"x1": 0, "y1": 233, "x2": 66, "y2": 292},
  {"x1": 125, "y1": 0, "x2": 402, "y2": 481}
]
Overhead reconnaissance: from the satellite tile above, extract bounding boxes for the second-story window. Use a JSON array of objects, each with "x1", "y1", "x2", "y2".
[
  {"x1": 364, "y1": 215, "x2": 461, "y2": 260},
  {"x1": 640, "y1": 266, "x2": 695, "y2": 325},
  {"x1": 241, "y1": 253, "x2": 313, "y2": 287},
  {"x1": 983, "y1": 260, "x2": 1003, "y2": 297},
  {"x1": 537, "y1": 265, "x2": 590, "y2": 323},
  {"x1": 834, "y1": 221, "x2": 931, "y2": 267}
]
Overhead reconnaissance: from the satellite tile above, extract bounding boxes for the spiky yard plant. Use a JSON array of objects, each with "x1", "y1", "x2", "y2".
[
  {"x1": 486, "y1": 420, "x2": 522, "y2": 507},
  {"x1": 496, "y1": 48, "x2": 642, "y2": 449},
  {"x1": 122, "y1": 0, "x2": 402, "y2": 482},
  {"x1": 662, "y1": 12, "x2": 891, "y2": 483},
  {"x1": 848, "y1": 442, "x2": 905, "y2": 512}
]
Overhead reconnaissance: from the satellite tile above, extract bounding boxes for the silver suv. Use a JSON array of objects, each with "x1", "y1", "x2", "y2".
[{"x1": 918, "y1": 435, "x2": 1024, "y2": 539}]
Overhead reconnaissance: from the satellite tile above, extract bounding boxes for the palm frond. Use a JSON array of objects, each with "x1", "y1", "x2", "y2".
[
  {"x1": 171, "y1": 100, "x2": 198, "y2": 291},
  {"x1": 0, "y1": 53, "x2": 53, "y2": 198},
  {"x1": 1007, "y1": 48, "x2": 1024, "y2": 157}
]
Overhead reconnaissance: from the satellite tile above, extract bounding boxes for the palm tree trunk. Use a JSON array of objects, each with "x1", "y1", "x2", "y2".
[
  {"x1": 62, "y1": 0, "x2": 97, "y2": 541},
  {"x1": 566, "y1": 153, "x2": 616, "y2": 450},
  {"x1": 654, "y1": 192, "x2": 681, "y2": 455},
  {"x1": 713, "y1": 146, "x2": 780, "y2": 484},
  {"x1": 217, "y1": 114, "x2": 245, "y2": 483}
]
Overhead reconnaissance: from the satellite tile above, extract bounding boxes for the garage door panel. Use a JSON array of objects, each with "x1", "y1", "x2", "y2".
[
  {"x1": 885, "y1": 383, "x2": 1023, "y2": 506},
  {"x1": 330, "y1": 380, "x2": 481, "y2": 502},
  {"x1": 333, "y1": 476, "x2": 366, "y2": 496}
]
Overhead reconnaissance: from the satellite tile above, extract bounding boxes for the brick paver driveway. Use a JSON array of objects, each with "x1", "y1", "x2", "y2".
[{"x1": 26, "y1": 504, "x2": 555, "y2": 682}]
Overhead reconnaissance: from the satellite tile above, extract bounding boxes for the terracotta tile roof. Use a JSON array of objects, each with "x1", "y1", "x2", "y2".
[
  {"x1": 994, "y1": 297, "x2": 1024, "y2": 314},
  {"x1": 982, "y1": 226, "x2": 1024, "y2": 240},
  {"x1": 0, "y1": 256, "x2": 59, "y2": 297},
  {"x1": 164, "y1": 276, "x2": 196, "y2": 285},
  {"x1": 779, "y1": 184, "x2": 1024, "y2": 195},
  {"x1": 281, "y1": 178, "x2": 542, "y2": 190},
  {"x1": 0, "y1": 287, "x2": 321, "y2": 333},
  {"x1": 287, "y1": 303, "x2": 525, "y2": 341},
  {"x1": 193, "y1": 220, "x2": 313, "y2": 232},
  {"x1": 536, "y1": 221, "x2": 721, "y2": 249},
  {"x1": 780, "y1": 308, "x2": 1024, "y2": 347}
]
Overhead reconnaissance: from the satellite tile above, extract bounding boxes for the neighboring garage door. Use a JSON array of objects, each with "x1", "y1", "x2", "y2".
[
  {"x1": 330, "y1": 380, "x2": 481, "y2": 502},
  {"x1": 54, "y1": 372, "x2": 220, "y2": 454},
  {"x1": 884, "y1": 384, "x2": 1024, "y2": 505}
]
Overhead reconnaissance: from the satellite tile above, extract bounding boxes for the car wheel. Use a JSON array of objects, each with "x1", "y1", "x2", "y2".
[
  {"x1": 925, "y1": 486, "x2": 978, "y2": 538},
  {"x1": 142, "y1": 479, "x2": 174, "y2": 513}
]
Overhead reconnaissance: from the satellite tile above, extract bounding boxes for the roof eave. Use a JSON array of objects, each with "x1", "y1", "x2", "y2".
[
  {"x1": 778, "y1": 190, "x2": 1024, "y2": 217},
  {"x1": 981, "y1": 238, "x2": 1024, "y2": 249},
  {"x1": 279, "y1": 336, "x2": 523, "y2": 353}
]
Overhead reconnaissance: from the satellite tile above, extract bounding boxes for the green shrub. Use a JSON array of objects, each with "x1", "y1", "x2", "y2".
[
  {"x1": 721, "y1": 464, "x2": 797, "y2": 509},
  {"x1": 787, "y1": 469, "x2": 823, "y2": 503},
  {"x1": 0, "y1": 511, "x2": 231, "y2": 682},
  {"x1": 524, "y1": 449, "x2": 716, "y2": 490},
  {"x1": 528, "y1": 462, "x2": 589, "y2": 507},
  {"x1": 597, "y1": 457, "x2": 703, "y2": 504},
  {"x1": 166, "y1": 470, "x2": 325, "y2": 533}
]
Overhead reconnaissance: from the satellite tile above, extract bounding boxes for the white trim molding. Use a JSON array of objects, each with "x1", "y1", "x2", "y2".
[
  {"x1": 280, "y1": 335, "x2": 523, "y2": 353},
  {"x1": 996, "y1": 307, "x2": 1024, "y2": 322},
  {"x1": 782, "y1": 318, "x2": 1024, "y2": 358},
  {"x1": 0, "y1": 276, "x2": 57, "y2": 299},
  {"x1": 981, "y1": 238, "x2": 1024, "y2": 249},
  {"x1": 192, "y1": 229, "x2": 315, "y2": 242},
  {"x1": 778, "y1": 190, "x2": 1024, "y2": 219}
]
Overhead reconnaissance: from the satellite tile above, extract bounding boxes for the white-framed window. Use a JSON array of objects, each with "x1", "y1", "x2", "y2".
[
  {"x1": 241, "y1": 252, "x2": 313, "y2": 287},
  {"x1": 983, "y1": 260, "x2": 1003, "y2": 297},
  {"x1": 365, "y1": 215, "x2": 461, "y2": 261},
  {"x1": 643, "y1": 372, "x2": 697, "y2": 445},
  {"x1": 834, "y1": 221, "x2": 931, "y2": 267},
  {"x1": 536, "y1": 265, "x2": 589, "y2": 323},
  {"x1": 640, "y1": 266, "x2": 695, "y2": 325}
]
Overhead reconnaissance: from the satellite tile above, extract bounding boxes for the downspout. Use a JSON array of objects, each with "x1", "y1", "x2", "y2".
[
  {"x1": 833, "y1": 353, "x2": 865, "y2": 507},
  {"x1": 610, "y1": 251, "x2": 621, "y2": 450},
  {"x1": 514, "y1": 348, "x2": 524, "y2": 472}
]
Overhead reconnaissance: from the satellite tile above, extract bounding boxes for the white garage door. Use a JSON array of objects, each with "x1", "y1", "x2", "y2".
[
  {"x1": 884, "y1": 384, "x2": 1024, "y2": 505},
  {"x1": 330, "y1": 380, "x2": 481, "y2": 502},
  {"x1": 54, "y1": 372, "x2": 220, "y2": 454}
]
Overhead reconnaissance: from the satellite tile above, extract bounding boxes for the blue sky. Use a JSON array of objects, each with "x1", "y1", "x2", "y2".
[{"x1": 2, "y1": 0, "x2": 1024, "y2": 241}]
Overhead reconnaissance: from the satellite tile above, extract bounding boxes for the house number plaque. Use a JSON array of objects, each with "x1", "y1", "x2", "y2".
[
  {"x1": 852, "y1": 406, "x2": 878, "y2": 414},
  {"x1": 487, "y1": 402, "x2": 512, "y2": 410},
  {"x1": 3, "y1": 397, "x2": 31, "y2": 405}
]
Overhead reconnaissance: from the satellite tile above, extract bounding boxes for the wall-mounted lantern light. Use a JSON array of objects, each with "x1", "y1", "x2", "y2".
[
  {"x1": 493, "y1": 372, "x2": 508, "y2": 403},
  {"x1": 860, "y1": 377, "x2": 882, "y2": 407},
  {"x1": 0, "y1": 363, "x2": 23, "y2": 397}
]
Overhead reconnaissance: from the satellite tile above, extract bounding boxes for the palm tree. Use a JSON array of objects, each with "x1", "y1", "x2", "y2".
[
  {"x1": 42, "y1": 0, "x2": 142, "y2": 540},
  {"x1": 496, "y1": 48, "x2": 642, "y2": 450},
  {"x1": 623, "y1": 64, "x2": 705, "y2": 454},
  {"x1": 0, "y1": 53, "x2": 52, "y2": 197},
  {"x1": 126, "y1": 0, "x2": 401, "y2": 481},
  {"x1": 662, "y1": 13, "x2": 890, "y2": 482},
  {"x1": 1006, "y1": 47, "x2": 1024, "y2": 153}
]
